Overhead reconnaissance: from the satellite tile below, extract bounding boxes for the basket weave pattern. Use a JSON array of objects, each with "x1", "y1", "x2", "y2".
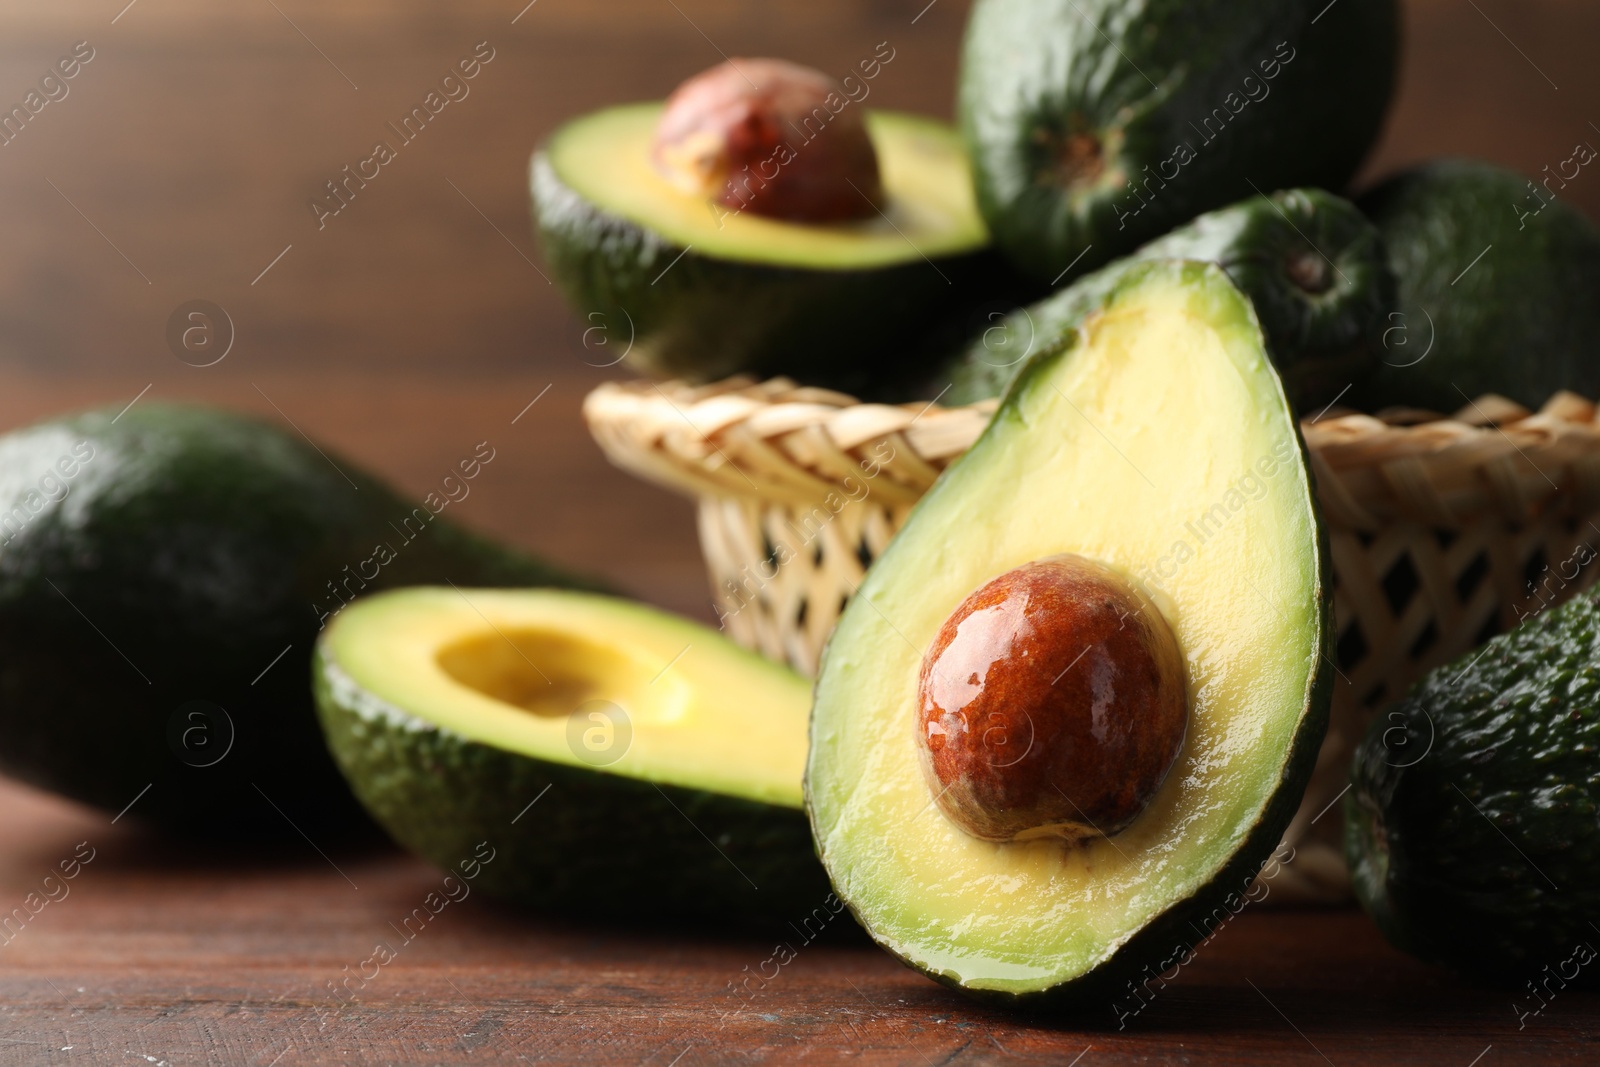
[{"x1": 585, "y1": 378, "x2": 1600, "y2": 901}]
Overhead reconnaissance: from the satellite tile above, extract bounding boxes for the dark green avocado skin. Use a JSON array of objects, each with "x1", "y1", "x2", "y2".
[
  {"x1": 315, "y1": 653, "x2": 834, "y2": 922},
  {"x1": 960, "y1": 0, "x2": 1398, "y2": 284},
  {"x1": 1346, "y1": 591, "x2": 1600, "y2": 982},
  {"x1": 1358, "y1": 159, "x2": 1600, "y2": 412},
  {"x1": 531, "y1": 152, "x2": 1004, "y2": 393},
  {"x1": 0, "y1": 404, "x2": 595, "y2": 838},
  {"x1": 942, "y1": 189, "x2": 1395, "y2": 411}
]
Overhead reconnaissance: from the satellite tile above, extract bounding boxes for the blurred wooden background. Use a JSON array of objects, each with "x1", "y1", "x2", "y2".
[{"x1": 0, "y1": 0, "x2": 1594, "y2": 622}]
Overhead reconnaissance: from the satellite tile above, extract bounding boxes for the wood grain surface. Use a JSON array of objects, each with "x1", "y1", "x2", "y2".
[
  {"x1": 0, "y1": 0, "x2": 1595, "y2": 1062},
  {"x1": 0, "y1": 774, "x2": 1593, "y2": 1066}
]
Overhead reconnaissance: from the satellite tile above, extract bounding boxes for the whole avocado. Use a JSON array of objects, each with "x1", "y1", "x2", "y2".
[
  {"x1": 941, "y1": 189, "x2": 1394, "y2": 411},
  {"x1": 1346, "y1": 590, "x2": 1600, "y2": 981},
  {"x1": 1358, "y1": 159, "x2": 1600, "y2": 412},
  {"x1": 959, "y1": 0, "x2": 1399, "y2": 285},
  {"x1": 0, "y1": 404, "x2": 596, "y2": 837}
]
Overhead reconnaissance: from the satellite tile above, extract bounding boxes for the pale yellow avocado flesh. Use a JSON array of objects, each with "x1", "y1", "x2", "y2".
[
  {"x1": 322, "y1": 588, "x2": 811, "y2": 808},
  {"x1": 806, "y1": 263, "x2": 1323, "y2": 994},
  {"x1": 544, "y1": 103, "x2": 988, "y2": 268}
]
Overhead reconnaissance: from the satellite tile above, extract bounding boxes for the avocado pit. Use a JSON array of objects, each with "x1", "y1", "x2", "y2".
[
  {"x1": 916, "y1": 554, "x2": 1187, "y2": 843},
  {"x1": 651, "y1": 57, "x2": 882, "y2": 222}
]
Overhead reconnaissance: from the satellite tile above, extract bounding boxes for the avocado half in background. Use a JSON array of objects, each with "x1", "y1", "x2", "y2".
[
  {"x1": 1357, "y1": 158, "x2": 1600, "y2": 413},
  {"x1": 959, "y1": 0, "x2": 1399, "y2": 285},
  {"x1": 1347, "y1": 591, "x2": 1600, "y2": 983},
  {"x1": 807, "y1": 261, "x2": 1332, "y2": 1009},
  {"x1": 532, "y1": 57, "x2": 997, "y2": 388},
  {"x1": 316, "y1": 587, "x2": 831, "y2": 921},
  {"x1": 938, "y1": 188, "x2": 1395, "y2": 412},
  {"x1": 0, "y1": 404, "x2": 595, "y2": 837}
]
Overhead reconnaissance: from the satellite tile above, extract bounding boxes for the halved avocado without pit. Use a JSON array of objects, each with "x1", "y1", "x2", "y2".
[
  {"x1": 806, "y1": 260, "x2": 1332, "y2": 1008},
  {"x1": 315, "y1": 588, "x2": 830, "y2": 921}
]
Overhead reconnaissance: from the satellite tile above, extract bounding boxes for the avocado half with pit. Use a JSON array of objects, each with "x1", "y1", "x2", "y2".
[
  {"x1": 315, "y1": 587, "x2": 830, "y2": 920},
  {"x1": 532, "y1": 101, "x2": 991, "y2": 385},
  {"x1": 807, "y1": 260, "x2": 1332, "y2": 1009}
]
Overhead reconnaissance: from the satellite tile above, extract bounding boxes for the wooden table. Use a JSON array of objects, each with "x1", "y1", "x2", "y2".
[
  {"x1": 0, "y1": 774, "x2": 1593, "y2": 1065},
  {"x1": 0, "y1": 773, "x2": 1592, "y2": 1066},
  {"x1": 0, "y1": 1, "x2": 1596, "y2": 1062}
]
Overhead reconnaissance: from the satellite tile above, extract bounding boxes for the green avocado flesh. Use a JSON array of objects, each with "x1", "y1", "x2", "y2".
[
  {"x1": 316, "y1": 587, "x2": 831, "y2": 918},
  {"x1": 959, "y1": 0, "x2": 1398, "y2": 285},
  {"x1": 533, "y1": 104, "x2": 993, "y2": 385},
  {"x1": 0, "y1": 404, "x2": 593, "y2": 838},
  {"x1": 1346, "y1": 591, "x2": 1600, "y2": 981},
  {"x1": 807, "y1": 261, "x2": 1331, "y2": 1004},
  {"x1": 941, "y1": 188, "x2": 1394, "y2": 411},
  {"x1": 548, "y1": 104, "x2": 986, "y2": 267},
  {"x1": 1357, "y1": 159, "x2": 1600, "y2": 412}
]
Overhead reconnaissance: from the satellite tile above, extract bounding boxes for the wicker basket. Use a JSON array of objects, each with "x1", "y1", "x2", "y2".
[{"x1": 585, "y1": 377, "x2": 1600, "y2": 903}]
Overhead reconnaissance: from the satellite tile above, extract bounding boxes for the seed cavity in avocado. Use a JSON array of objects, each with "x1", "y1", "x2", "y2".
[{"x1": 915, "y1": 553, "x2": 1188, "y2": 844}]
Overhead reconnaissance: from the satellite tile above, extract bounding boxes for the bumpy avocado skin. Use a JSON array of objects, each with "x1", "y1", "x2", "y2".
[
  {"x1": 960, "y1": 0, "x2": 1399, "y2": 285},
  {"x1": 1346, "y1": 592, "x2": 1600, "y2": 982},
  {"x1": 532, "y1": 152, "x2": 999, "y2": 393},
  {"x1": 0, "y1": 404, "x2": 595, "y2": 837},
  {"x1": 315, "y1": 653, "x2": 834, "y2": 922},
  {"x1": 942, "y1": 190, "x2": 1394, "y2": 411},
  {"x1": 1358, "y1": 159, "x2": 1600, "y2": 412},
  {"x1": 815, "y1": 263, "x2": 1335, "y2": 1013}
]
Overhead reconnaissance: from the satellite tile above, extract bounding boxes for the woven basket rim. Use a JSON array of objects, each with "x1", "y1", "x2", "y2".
[
  {"x1": 584, "y1": 376, "x2": 1600, "y2": 529},
  {"x1": 588, "y1": 375, "x2": 1600, "y2": 903}
]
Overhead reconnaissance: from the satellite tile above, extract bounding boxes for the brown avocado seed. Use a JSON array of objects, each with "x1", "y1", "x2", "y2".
[
  {"x1": 651, "y1": 58, "x2": 882, "y2": 223},
  {"x1": 916, "y1": 555, "x2": 1187, "y2": 844}
]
